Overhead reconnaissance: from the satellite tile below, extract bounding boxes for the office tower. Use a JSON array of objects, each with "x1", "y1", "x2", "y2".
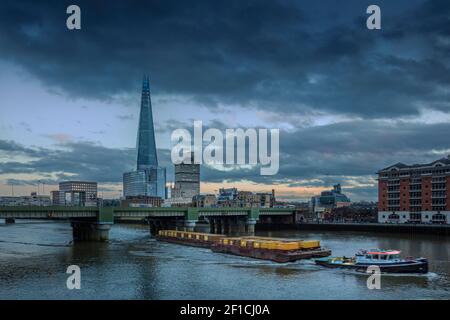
[
  {"x1": 171, "y1": 153, "x2": 200, "y2": 200},
  {"x1": 123, "y1": 76, "x2": 166, "y2": 199},
  {"x1": 57, "y1": 181, "x2": 98, "y2": 206}
]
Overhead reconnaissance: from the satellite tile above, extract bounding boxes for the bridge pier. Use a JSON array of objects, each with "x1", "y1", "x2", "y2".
[
  {"x1": 71, "y1": 221, "x2": 111, "y2": 241},
  {"x1": 148, "y1": 220, "x2": 160, "y2": 236},
  {"x1": 246, "y1": 218, "x2": 257, "y2": 235},
  {"x1": 184, "y1": 220, "x2": 196, "y2": 232},
  {"x1": 5, "y1": 218, "x2": 15, "y2": 224}
]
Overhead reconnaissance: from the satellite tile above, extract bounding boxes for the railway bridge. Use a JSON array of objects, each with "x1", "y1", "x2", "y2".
[{"x1": 0, "y1": 206, "x2": 295, "y2": 241}]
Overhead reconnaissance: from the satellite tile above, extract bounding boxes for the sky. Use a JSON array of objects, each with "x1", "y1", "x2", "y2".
[{"x1": 0, "y1": 0, "x2": 449, "y2": 201}]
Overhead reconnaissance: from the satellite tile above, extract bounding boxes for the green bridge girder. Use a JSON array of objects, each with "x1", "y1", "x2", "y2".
[{"x1": 0, "y1": 206, "x2": 296, "y2": 224}]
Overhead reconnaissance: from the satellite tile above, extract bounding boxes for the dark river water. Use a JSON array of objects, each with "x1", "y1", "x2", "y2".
[{"x1": 0, "y1": 220, "x2": 448, "y2": 300}]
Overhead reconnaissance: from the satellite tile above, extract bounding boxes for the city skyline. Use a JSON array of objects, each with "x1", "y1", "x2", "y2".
[{"x1": 1, "y1": 0, "x2": 450, "y2": 201}]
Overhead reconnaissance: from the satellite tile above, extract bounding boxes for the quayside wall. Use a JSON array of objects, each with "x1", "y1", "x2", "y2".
[{"x1": 257, "y1": 222, "x2": 450, "y2": 236}]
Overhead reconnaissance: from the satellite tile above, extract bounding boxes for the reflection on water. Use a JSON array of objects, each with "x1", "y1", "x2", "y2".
[{"x1": 0, "y1": 221, "x2": 449, "y2": 299}]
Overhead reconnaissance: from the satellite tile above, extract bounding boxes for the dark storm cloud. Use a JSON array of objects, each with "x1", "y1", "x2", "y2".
[
  {"x1": 0, "y1": 0, "x2": 448, "y2": 118},
  {"x1": 0, "y1": 138, "x2": 175, "y2": 184},
  {"x1": 0, "y1": 140, "x2": 135, "y2": 183}
]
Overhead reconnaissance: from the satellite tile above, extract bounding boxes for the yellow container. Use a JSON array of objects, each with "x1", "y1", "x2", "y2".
[
  {"x1": 299, "y1": 240, "x2": 320, "y2": 249},
  {"x1": 204, "y1": 236, "x2": 208, "y2": 241},
  {"x1": 253, "y1": 242, "x2": 261, "y2": 248},
  {"x1": 267, "y1": 242, "x2": 280, "y2": 250},
  {"x1": 240, "y1": 240, "x2": 247, "y2": 247},
  {"x1": 260, "y1": 242, "x2": 270, "y2": 249},
  {"x1": 275, "y1": 242, "x2": 300, "y2": 251},
  {"x1": 223, "y1": 239, "x2": 229, "y2": 245}
]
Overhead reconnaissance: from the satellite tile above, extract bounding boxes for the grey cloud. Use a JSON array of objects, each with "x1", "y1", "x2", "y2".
[
  {"x1": 1, "y1": 117, "x2": 449, "y2": 200},
  {"x1": 0, "y1": 1, "x2": 448, "y2": 118}
]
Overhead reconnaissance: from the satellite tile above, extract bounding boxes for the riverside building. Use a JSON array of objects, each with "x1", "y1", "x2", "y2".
[{"x1": 377, "y1": 156, "x2": 450, "y2": 224}]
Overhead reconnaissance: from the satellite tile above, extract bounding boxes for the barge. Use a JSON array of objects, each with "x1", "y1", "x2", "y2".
[
  {"x1": 211, "y1": 236, "x2": 331, "y2": 263},
  {"x1": 156, "y1": 230, "x2": 225, "y2": 248},
  {"x1": 315, "y1": 249, "x2": 428, "y2": 274}
]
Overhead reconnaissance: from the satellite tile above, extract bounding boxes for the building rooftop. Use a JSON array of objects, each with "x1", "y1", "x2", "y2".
[{"x1": 378, "y1": 156, "x2": 450, "y2": 172}]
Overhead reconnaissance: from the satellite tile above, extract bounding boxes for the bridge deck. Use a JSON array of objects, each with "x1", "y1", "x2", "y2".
[{"x1": 0, "y1": 206, "x2": 295, "y2": 220}]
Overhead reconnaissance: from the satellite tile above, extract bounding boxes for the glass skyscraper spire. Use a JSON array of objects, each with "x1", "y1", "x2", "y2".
[
  {"x1": 136, "y1": 75, "x2": 158, "y2": 170},
  {"x1": 123, "y1": 76, "x2": 166, "y2": 199}
]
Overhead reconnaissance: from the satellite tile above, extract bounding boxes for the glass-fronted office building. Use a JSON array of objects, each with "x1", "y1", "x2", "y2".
[
  {"x1": 122, "y1": 76, "x2": 166, "y2": 199},
  {"x1": 123, "y1": 167, "x2": 166, "y2": 199}
]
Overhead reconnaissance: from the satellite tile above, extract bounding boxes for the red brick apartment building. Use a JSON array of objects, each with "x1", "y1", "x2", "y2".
[{"x1": 378, "y1": 156, "x2": 450, "y2": 224}]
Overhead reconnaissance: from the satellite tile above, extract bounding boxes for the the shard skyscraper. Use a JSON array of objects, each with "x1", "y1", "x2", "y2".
[
  {"x1": 123, "y1": 76, "x2": 166, "y2": 199},
  {"x1": 136, "y1": 75, "x2": 158, "y2": 170}
]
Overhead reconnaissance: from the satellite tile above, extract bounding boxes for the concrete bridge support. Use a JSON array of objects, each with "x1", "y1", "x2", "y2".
[
  {"x1": 71, "y1": 221, "x2": 111, "y2": 241},
  {"x1": 148, "y1": 219, "x2": 162, "y2": 236},
  {"x1": 5, "y1": 218, "x2": 15, "y2": 224},
  {"x1": 184, "y1": 220, "x2": 197, "y2": 232},
  {"x1": 246, "y1": 218, "x2": 257, "y2": 235}
]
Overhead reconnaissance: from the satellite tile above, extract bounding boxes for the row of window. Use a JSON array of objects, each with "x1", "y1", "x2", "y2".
[
  {"x1": 384, "y1": 198, "x2": 445, "y2": 205},
  {"x1": 383, "y1": 190, "x2": 447, "y2": 199},
  {"x1": 431, "y1": 183, "x2": 446, "y2": 190},
  {"x1": 384, "y1": 205, "x2": 448, "y2": 211},
  {"x1": 382, "y1": 213, "x2": 447, "y2": 221},
  {"x1": 410, "y1": 192, "x2": 422, "y2": 198},
  {"x1": 381, "y1": 169, "x2": 450, "y2": 178}
]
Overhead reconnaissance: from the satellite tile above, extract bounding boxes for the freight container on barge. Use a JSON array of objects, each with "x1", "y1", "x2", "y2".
[
  {"x1": 211, "y1": 236, "x2": 331, "y2": 263},
  {"x1": 156, "y1": 230, "x2": 225, "y2": 248}
]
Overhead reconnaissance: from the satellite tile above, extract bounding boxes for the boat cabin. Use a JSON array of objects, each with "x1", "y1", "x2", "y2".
[{"x1": 355, "y1": 250, "x2": 402, "y2": 264}]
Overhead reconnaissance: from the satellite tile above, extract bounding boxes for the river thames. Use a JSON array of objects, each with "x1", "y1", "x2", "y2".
[{"x1": 0, "y1": 221, "x2": 448, "y2": 299}]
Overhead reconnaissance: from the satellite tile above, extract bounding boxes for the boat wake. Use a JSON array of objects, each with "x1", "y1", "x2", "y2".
[{"x1": 333, "y1": 267, "x2": 435, "y2": 278}]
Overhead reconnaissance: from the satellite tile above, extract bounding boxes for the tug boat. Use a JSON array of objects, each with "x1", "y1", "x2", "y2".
[
  {"x1": 315, "y1": 249, "x2": 428, "y2": 274},
  {"x1": 211, "y1": 236, "x2": 331, "y2": 263}
]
